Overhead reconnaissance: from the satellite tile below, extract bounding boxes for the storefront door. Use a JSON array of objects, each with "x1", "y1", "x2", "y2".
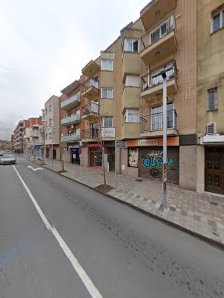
[
  {"x1": 90, "y1": 148, "x2": 102, "y2": 167},
  {"x1": 139, "y1": 146, "x2": 179, "y2": 184},
  {"x1": 71, "y1": 148, "x2": 80, "y2": 164},
  {"x1": 205, "y1": 147, "x2": 224, "y2": 194}
]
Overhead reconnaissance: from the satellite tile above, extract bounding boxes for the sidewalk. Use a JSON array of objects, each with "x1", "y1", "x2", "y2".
[{"x1": 26, "y1": 155, "x2": 224, "y2": 247}]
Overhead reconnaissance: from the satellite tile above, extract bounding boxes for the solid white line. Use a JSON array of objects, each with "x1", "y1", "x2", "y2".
[{"x1": 13, "y1": 165, "x2": 104, "y2": 298}]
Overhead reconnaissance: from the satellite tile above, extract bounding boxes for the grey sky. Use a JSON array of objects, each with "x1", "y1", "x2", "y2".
[{"x1": 0, "y1": 0, "x2": 148, "y2": 140}]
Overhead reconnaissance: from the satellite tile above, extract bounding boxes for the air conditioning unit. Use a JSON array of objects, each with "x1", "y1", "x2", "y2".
[{"x1": 206, "y1": 122, "x2": 217, "y2": 135}]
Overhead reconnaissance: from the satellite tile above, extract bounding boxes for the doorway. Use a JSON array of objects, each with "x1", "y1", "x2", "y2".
[{"x1": 89, "y1": 148, "x2": 102, "y2": 167}]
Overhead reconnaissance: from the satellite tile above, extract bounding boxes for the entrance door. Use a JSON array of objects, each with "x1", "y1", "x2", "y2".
[
  {"x1": 205, "y1": 148, "x2": 224, "y2": 194},
  {"x1": 53, "y1": 149, "x2": 56, "y2": 159},
  {"x1": 71, "y1": 148, "x2": 80, "y2": 164},
  {"x1": 90, "y1": 148, "x2": 102, "y2": 167}
]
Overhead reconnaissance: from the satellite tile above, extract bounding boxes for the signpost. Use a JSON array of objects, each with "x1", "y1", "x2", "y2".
[{"x1": 115, "y1": 140, "x2": 127, "y2": 191}]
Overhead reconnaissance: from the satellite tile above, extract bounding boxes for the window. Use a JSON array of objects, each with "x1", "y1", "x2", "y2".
[
  {"x1": 150, "y1": 16, "x2": 174, "y2": 44},
  {"x1": 102, "y1": 116, "x2": 113, "y2": 128},
  {"x1": 49, "y1": 104, "x2": 52, "y2": 112},
  {"x1": 128, "y1": 148, "x2": 138, "y2": 168},
  {"x1": 208, "y1": 88, "x2": 218, "y2": 111},
  {"x1": 151, "y1": 103, "x2": 174, "y2": 130},
  {"x1": 101, "y1": 88, "x2": 113, "y2": 99},
  {"x1": 211, "y1": 8, "x2": 224, "y2": 33},
  {"x1": 101, "y1": 59, "x2": 113, "y2": 71},
  {"x1": 76, "y1": 128, "x2": 80, "y2": 136},
  {"x1": 49, "y1": 118, "x2": 52, "y2": 126},
  {"x1": 124, "y1": 39, "x2": 139, "y2": 52},
  {"x1": 125, "y1": 75, "x2": 141, "y2": 87},
  {"x1": 49, "y1": 133, "x2": 52, "y2": 139},
  {"x1": 125, "y1": 109, "x2": 139, "y2": 123}
]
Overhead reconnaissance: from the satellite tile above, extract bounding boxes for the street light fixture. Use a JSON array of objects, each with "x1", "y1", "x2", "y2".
[{"x1": 161, "y1": 66, "x2": 168, "y2": 209}]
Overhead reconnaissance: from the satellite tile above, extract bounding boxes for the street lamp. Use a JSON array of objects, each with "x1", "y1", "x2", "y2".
[{"x1": 161, "y1": 67, "x2": 168, "y2": 209}]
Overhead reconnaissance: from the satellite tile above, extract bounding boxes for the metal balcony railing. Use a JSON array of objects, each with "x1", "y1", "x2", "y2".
[
  {"x1": 141, "y1": 110, "x2": 177, "y2": 132},
  {"x1": 142, "y1": 60, "x2": 177, "y2": 91},
  {"x1": 82, "y1": 102, "x2": 100, "y2": 115},
  {"x1": 82, "y1": 128, "x2": 100, "y2": 139},
  {"x1": 60, "y1": 92, "x2": 80, "y2": 109},
  {"x1": 149, "y1": 15, "x2": 176, "y2": 45},
  {"x1": 61, "y1": 114, "x2": 80, "y2": 125},
  {"x1": 83, "y1": 79, "x2": 99, "y2": 92}
]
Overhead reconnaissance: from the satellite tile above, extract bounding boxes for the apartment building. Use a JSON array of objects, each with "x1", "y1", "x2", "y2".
[
  {"x1": 14, "y1": 120, "x2": 25, "y2": 153},
  {"x1": 11, "y1": 134, "x2": 15, "y2": 151},
  {"x1": 197, "y1": 0, "x2": 224, "y2": 195},
  {"x1": 23, "y1": 117, "x2": 43, "y2": 156},
  {"x1": 44, "y1": 95, "x2": 60, "y2": 160},
  {"x1": 60, "y1": 80, "x2": 82, "y2": 164}
]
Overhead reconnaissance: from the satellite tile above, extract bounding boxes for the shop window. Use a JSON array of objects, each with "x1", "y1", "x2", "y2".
[{"x1": 128, "y1": 148, "x2": 138, "y2": 168}]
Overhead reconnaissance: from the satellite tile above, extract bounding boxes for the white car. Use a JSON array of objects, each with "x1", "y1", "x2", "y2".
[{"x1": 0, "y1": 153, "x2": 16, "y2": 165}]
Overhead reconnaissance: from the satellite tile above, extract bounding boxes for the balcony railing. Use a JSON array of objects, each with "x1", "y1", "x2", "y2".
[
  {"x1": 142, "y1": 60, "x2": 177, "y2": 91},
  {"x1": 61, "y1": 134, "x2": 80, "y2": 142},
  {"x1": 61, "y1": 114, "x2": 80, "y2": 125},
  {"x1": 61, "y1": 92, "x2": 80, "y2": 109},
  {"x1": 82, "y1": 102, "x2": 100, "y2": 116},
  {"x1": 82, "y1": 128, "x2": 100, "y2": 139},
  {"x1": 141, "y1": 110, "x2": 177, "y2": 132},
  {"x1": 83, "y1": 79, "x2": 99, "y2": 92}
]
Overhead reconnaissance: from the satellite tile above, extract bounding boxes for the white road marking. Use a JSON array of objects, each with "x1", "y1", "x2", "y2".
[
  {"x1": 13, "y1": 165, "x2": 104, "y2": 298},
  {"x1": 28, "y1": 165, "x2": 43, "y2": 171}
]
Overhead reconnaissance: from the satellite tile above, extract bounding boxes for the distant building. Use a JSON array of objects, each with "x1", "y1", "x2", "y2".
[
  {"x1": 43, "y1": 95, "x2": 60, "y2": 160},
  {"x1": 23, "y1": 117, "x2": 43, "y2": 157},
  {"x1": 13, "y1": 120, "x2": 25, "y2": 153}
]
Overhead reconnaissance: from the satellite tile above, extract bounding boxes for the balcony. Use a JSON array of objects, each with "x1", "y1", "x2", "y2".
[
  {"x1": 140, "y1": 15, "x2": 177, "y2": 66},
  {"x1": 140, "y1": 109, "x2": 177, "y2": 137},
  {"x1": 122, "y1": 86, "x2": 141, "y2": 111},
  {"x1": 61, "y1": 134, "x2": 80, "y2": 142},
  {"x1": 82, "y1": 79, "x2": 99, "y2": 100},
  {"x1": 82, "y1": 60, "x2": 100, "y2": 78},
  {"x1": 122, "y1": 52, "x2": 142, "y2": 81},
  {"x1": 140, "y1": 0, "x2": 177, "y2": 31},
  {"x1": 61, "y1": 114, "x2": 80, "y2": 126},
  {"x1": 60, "y1": 92, "x2": 80, "y2": 111},
  {"x1": 141, "y1": 60, "x2": 177, "y2": 102},
  {"x1": 82, "y1": 128, "x2": 100, "y2": 141},
  {"x1": 82, "y1": 102, "x2": 100, "y2": 122},
  {"x1": 121, "y1": 122, "x2": 140, "y2": 139}
]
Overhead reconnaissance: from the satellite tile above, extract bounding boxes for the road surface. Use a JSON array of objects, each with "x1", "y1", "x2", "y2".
[{"x1": 0, "y1": 156, "x2": 224, "y2": 298}]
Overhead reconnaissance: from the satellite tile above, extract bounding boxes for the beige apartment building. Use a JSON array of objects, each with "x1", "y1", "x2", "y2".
[
  {"x1": 44, "y1": 95, "x2": 60, "y2": 160},
  {"x1": 13, "y1": 120, "x2": 25, "y2": 153},
  {"x1": 197, "y1": 0, "x2": 224, "y2": 195},
  {"x1": 23, "y1": 117, "x2": 43, "y2": 157},
  {"x1": 60, "y1": 80, "x2": 82, "y2": 164}
]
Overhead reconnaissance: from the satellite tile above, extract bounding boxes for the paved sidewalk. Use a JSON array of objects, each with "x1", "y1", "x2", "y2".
[{"x1": 26, "y1": 155, "x2": 224, "y2": 247}]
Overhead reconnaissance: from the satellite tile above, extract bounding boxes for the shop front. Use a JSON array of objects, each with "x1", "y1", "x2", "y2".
[
  {"x1": 70, "y1": 146, "x2": 80, "y2": 164},
  {"x1": 88, "y1": 144, "x2": 102, "y2": 168},
  {"x1": 127, "y1": 137, "x2": 179, "y2": 184}
]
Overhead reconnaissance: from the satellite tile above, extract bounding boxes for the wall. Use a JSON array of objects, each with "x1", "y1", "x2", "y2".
[{"x1": 179, "y1": 145, "x2": 197, "y2": 190}]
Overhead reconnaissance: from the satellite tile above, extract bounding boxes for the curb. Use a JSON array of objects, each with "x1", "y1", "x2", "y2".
[{"x1": 27, "y1": 158, "x2": 224, "y2": 251}]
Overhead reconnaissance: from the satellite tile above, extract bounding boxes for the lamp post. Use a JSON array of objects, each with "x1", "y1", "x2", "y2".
[{"x1": 161, "y1": 67, "x2": 168, "y2": 209}]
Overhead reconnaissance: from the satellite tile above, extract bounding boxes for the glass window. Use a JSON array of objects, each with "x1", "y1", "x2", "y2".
[
  {"x1": 101, "y1": 88, "x2": 113, "y2": 99},
  {"x1": 125, "y1": 109, "x2": 139, "y2": 123},
  {"x1": 124, "y1": 39, "x2": 139, "y2": 52},
  {"x1": 103, "y1": 117, "x2": 113, "y2": 128},
  {"x1": 125, "y1": 75, "x2": 141, "y2": 87},
  {"x1": 151, "y1": 103, "x2": 174, "y2": 130},
  {"x1": 222, "y1": 10, "x2": 224, "y2": 27},
  {"x1": 128, "y1": 148, "x2": 138, "y2": 168},
  {"x1": 212, "y1": 12, "x2": 221, "y2": 32},
  {"x1": 101, "y1": 59, "x2": 113, "y2": 71},
  {"x1": 208, "y1": 88, "x2": 218, "y2": 111}
]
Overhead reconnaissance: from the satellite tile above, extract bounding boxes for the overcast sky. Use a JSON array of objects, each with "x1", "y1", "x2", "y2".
[{"x1": 0, "y1": 0, "x2": 148, "y2": 140}]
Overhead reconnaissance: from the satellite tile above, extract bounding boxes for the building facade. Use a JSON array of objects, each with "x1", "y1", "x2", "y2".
[
  {"x1": 14, "y1": 120, "x2": 25, "y2": 153},
  {"x1": 197, "y1": 0, "x2": 224, "y2": 194},
  {"x1": 23, "y1": 117, "x2": 43, "y2": 157},
  {"x1": 44, "y1": 95, "x2": 60, "y2": 160},
  {"x1": 60, "y1": 80, "x2": 82, "y2": 164}
]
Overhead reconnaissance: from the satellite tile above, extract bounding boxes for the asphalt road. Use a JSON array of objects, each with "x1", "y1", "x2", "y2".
[{"x1": 0, "y1": 156, "x2": 224, "y2": 298}]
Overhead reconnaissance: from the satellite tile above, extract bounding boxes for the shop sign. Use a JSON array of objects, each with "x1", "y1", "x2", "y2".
[
  {"x1": 115, "y1": 140, "x2": 127, "y2": 148},
  {"x1": 138, "y1": 139, "x2": 158, "y2": 146},
  {"x1": 101, "y1": 128, "x2": 115, "y2": 138},
  {"x1": 88, "y1": 143, "x2": 102, "y2": 148}
]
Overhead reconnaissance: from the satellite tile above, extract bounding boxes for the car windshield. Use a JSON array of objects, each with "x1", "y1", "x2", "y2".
[{"x1": 2, "y1": 154, "x2": 14, "y2": 158}]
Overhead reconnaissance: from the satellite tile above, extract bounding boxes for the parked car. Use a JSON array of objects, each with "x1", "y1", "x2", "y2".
[
  {"x1": 0, "y1": 151, "x2": 5, "y2": 156},
  {"x1": 0, "y1": 153, "x2": 16, "y2": 165}
]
